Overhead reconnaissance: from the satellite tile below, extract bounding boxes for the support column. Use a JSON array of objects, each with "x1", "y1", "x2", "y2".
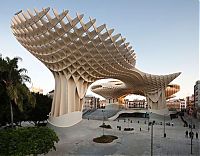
[
  {"x1": 48, "y1": 73, "x2": 89, "y2": 127},
  {"x1": 68, "y1": 77, "x2": 76, "y2": 112},
  {"x1": 75, "y1": 89, "x2": 80, "y2": 111},
  {"x1": 53, "y1": 73, "x2": 61, "y2": 117},
  {"x1": 146, "y1": 88, "x2": 169, "y2": 115},
  {"x1": 59, "y1": 73, "x2": 68, "y2": 115}
]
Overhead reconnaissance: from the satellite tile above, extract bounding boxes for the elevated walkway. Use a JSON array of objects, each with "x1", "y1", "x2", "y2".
[
  {"x1": 83, "y1": 104, "x2": 171, "y2": 121},
  {"x1": 83, "y1": 109, "x2": 120, "y2": 120},
  {"x1": 108, "y1": 108, "x2": 149, "y2": 120}
]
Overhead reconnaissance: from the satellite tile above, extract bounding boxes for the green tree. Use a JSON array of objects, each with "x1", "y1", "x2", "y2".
[
  {"x1": 0, "y1": 56, "x2": 35, "y2": 128},
  {"x1": 0, "y1": 80, "x2": 10, "y2": 126},
  {"x1": 28, "y1": 93, "x2": 52, "y2": 126}
]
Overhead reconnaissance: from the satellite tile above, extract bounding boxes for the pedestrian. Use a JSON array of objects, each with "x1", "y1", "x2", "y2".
[
  {"x1": 189, "y1": 131, "x2": 191, "y2": 138},
  {"x1": 138, "y1": 121, "x2": 139, "y2": 123},
  {"x1": 196, "y1": 132, "x2": 198, "y2": 139},
  {"x1": 185, "y1": 130, "x2": 188, "y2": 137},
  {"x1": 193, "y1": 124, "x2": 195, "y2": 129},
  {"x1": 140, "y1": 127, "x2": 141, "y2": 131}
]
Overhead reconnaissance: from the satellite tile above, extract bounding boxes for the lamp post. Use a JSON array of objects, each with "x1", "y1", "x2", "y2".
[
  {"x1": 190, "y1": 115, "x2": 193, "y2": 154},
  {"x1": 164, "y1": 114, "x2": 166, "y2": 137},
  {"x1": 102, "y1": 110, "x2": 105, "y2": 136},
  {"x1": 150, "y1": 120, "x2": 155, "y2": 156},
  {"x1": 189, "y1": 108, "x2": 193, "y2": 155},
  {"x1": 128, "y1": 118, "x2": 130, "y2": 128},
  {"x1": 147, "y1": 112, "x2": 150, "y2": 132},
  {"x1": 147, "y1": 115, "x2": 149, "y2": 132}
]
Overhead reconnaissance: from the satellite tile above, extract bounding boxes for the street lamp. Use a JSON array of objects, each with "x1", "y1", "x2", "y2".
[
  {"x1": 190, "y1": 114, "x2": 193, "y2": 154},
  {"x1": 102, "y1": 110, "x2": 105, "y2": 136},
  {"x1": 149, "y1": 120, "x2": 155, "y2": 156},
  {"x1": 148, "y1": 115, "x2": 149, "y2": 132},
  {"x1": 147, "y1": 112, "x2": 150, "y2": 132},
  {"x1": 163, "y1": 114, "x2": 166, "y2": 138},
  {"x1": 188, "y1": 107, "x2": 194, "y2": 155}
]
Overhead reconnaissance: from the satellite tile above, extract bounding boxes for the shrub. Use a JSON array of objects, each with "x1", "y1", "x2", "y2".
[
  {"x1": 99, "y1": 124, "x2": 112, "y2": 129},
  {"x1": 0, "y1": 127, "x2": 59, "y2": 155},
  {"x1": 93, "y1": 135, "x2": 118, "y2": 143}
]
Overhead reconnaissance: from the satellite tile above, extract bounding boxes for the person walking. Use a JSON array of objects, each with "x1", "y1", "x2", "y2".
[
  {"x1": 186, "y1": 130, "x2": 188, "y2": 138},
  {"x1": 189, "y1": 131, "x2": 191, "y2": 138},
  {"x1": 196, "y1": 132, "x2": 198, "y2": 139}
]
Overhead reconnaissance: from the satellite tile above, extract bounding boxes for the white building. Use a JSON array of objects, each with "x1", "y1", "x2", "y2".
[
  {"x1": 84, "y1": 95, "x2": 100, "y2": 109},
  {"x1": 166, "y1": 98, "x2": 186, "y2": 112},
  {"x1": 180, "y1": 99, "x2": 186, "y2": 110},
  {"x1": 125, "y1": 99, "x2": 147, "y2": 109}
]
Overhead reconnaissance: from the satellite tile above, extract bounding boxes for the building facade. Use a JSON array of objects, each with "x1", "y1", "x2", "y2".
[
  {"x1": 84, "y1": 96, "x2": 100, "y2": 110},
  {"x1": 166, "y1": 99, "x2": 186, "y2": 112},
  {"x1": 194, "y1": 80, "x2": 200, "y2": 118},
  {"x1": 180, "y1": 99, "x2": 186, "y2": 110},
  {"x1": 186, "y1": 95, "x2": 194, "y2": 110},
  {"x1": 194, "y1": 80, "x2": 200, "y2": 108},
  {"x1": 125, "y1": 99, "x2": 147, "y2": 109}
]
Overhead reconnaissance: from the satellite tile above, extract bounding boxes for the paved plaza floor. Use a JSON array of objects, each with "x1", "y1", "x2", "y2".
[{"x1": 47, "y1": 114, "x2": 200, "y2": 156}]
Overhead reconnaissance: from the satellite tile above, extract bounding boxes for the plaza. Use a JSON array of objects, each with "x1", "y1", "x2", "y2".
[{"x1": 47, "y1": 113, "x2": 200, "y2": 156}]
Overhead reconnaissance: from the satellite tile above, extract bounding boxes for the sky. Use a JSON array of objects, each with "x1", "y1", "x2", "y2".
[{"x1": 0, "y1": 0, "x2": 199, "y2": 99}]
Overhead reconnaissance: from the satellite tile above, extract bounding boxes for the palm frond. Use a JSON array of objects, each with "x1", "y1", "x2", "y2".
[{"x1": 1, "y1": 56, "x2": 34, "y2": 112}]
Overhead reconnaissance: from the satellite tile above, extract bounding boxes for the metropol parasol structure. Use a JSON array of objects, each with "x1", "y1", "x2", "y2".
[{"x1": 11, "y1": 8, "x2": 181, "y2": 127}]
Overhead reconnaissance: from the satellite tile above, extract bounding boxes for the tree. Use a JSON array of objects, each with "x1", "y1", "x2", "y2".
[
  {"x1": 0, "y1": 56, "x2": 35, "y2": 128},
  {"x1": 28, "y1": 93, "x2": 52, "y2": 126},
  {"x1": 0, "y1": 81, "x2": 10, "y2": 126}
]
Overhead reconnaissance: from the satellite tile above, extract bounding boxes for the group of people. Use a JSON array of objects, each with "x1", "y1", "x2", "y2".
[{"x1": 185, "y1": 130, "x2": 198, "y2": 139}]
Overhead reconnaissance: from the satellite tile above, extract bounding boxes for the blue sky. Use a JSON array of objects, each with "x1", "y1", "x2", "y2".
[{"x1": 0, "y1": 0, "x2": 199, "y2": 99}]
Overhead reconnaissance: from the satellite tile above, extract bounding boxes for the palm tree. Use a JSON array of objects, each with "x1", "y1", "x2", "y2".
[{"x1": 0, "y1": 56, "x2": 35, "y2": 128}]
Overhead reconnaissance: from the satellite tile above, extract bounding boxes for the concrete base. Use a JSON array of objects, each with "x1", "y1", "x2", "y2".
[{"x1": 47, "y1": 111, "x2": 82, "y2": 127}]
